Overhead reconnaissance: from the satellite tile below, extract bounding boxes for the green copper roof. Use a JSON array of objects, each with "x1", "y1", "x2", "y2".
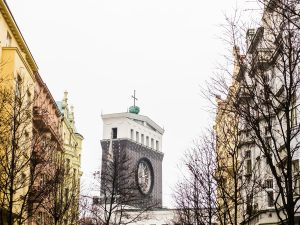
[
  {"x1": 129, "y1": 106, "x2": 140, "y2": 114},
  {"x1": 56, "y1": 101, "x2": 64, "y2": 113}
]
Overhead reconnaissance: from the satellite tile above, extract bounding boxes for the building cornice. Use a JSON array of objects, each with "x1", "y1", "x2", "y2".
[
  {"x1": 75, "y1": 132, "x2": 84, "y2": 140},
  {"x1": 2, "y1": 47, "x2": 34, "y2": 78},
  {"x1": 0, "y1": 0, "x2": 38, "y2": 72},
  {"x1": 35, "y1": 72, "x2": 61, "y2": 117}
]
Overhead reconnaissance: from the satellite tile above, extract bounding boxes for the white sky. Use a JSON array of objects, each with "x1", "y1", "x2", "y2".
[{"x1": 7, "y1": 0, "x2": 260, "y2": 207}]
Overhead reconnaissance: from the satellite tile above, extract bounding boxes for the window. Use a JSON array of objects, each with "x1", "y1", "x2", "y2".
[
  {"x1": 39, "y1": 174, "x2": 46, "y2": 187},
  {"x1": 265, "y1": 179, "x2": 273, "y2": 189},
  {"x1": 291, "y1": 94, "x2": 297, "y2": 127},
  {"x1": 21, "y1": 173, "x2": 26, "y2": 184},
  {"x1": 146, "y1": 136, "x2": 149, "y2": 146},
  {"x1": 141, "y1": 134, "x2": 144, "y2": 144},
  {"x1": 112, "y1": 127, "x2": 117, "y2": 139},
  {"x1": 245, "y1": 150, "x2": 251, "y2": 159},
  {"x1": 264, "y1": 126, "x2": 270, "y2": 136},
  {"x1": 66, "y1": 159, "x2": 70, "y2": 174},
  {"x1": 151, "y1": 138, "x2": 154, "y2": 148},
  {"x1": 93, "y1": 196, "x2": 99, "y2": 205},
  {"x1": 156, "y1": 140, "x2": 159, "y2": 150},
  {"x1": 130, "y1": 129, "x2": 134, "y2": 139},
  {"x1": 293, "y1": 160, "x2": 299, "y2": 172},
  {"x1": 245, "y1": 130, "x2": 250, "y2": 137},
  {"x1": 263, "y1": 70, "x2": 271, "y2": 84},
  {"x1": 26, "y1": 85, "x2": 31, "y2": 106},
  {"x1": 37, "y1": 211, "x2": 43, "y2": 225},
  {"x1": 136, "y1": 131, "x2": 139, "y2": 142},
  {"x1": 246, "y1": 194, "x2": 253, "y2": 215},
  {"x1": 65, "y1": 188, "x2": 69, "y2": 202},
  {"x1": 6, "y1": 31, "x2": 12, "y2": 47},
  {"x1": 15, "y1": 75, "x2": 22, "y2": 97},
  {"x1": 41, "y1": 137, "x2": 47, "y2": 151},
  {"x1": 293, "y1": 160, "x2": 300, "y2": 195},
  {"x1": 265, "y1": 136, "x2": 272, "y2": 148},
  {"x1": 267, "y1": 191, "x2": 274, "y2": 207},
  {"x1": 246, "y1": 159, "x2": 252, "y2": 175}
]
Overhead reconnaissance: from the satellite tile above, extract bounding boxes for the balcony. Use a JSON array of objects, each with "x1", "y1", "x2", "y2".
[
  {"x1": 238, "y1": 138, "x2": 255, "y2": 148},
  {"x1": 33, "y1": 106, "x2": 62, "y2": 146},
  {"x1": 252, "y1": 48, "x2": 274, "y2": 67},
  {"x1": 248, "y1": 27, "x2": 264, "y2": 54},
  {"x1": 237, "y1": 85, "x2": 254, "y2": 103}
]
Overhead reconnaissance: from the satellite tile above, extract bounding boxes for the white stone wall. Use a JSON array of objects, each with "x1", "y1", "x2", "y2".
[{"x1": 102, "y1": 113, "x2": 163, "y2": 152}]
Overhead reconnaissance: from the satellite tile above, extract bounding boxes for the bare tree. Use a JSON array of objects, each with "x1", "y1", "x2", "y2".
[
  {"x1": 215, "y1": 95, "x2": 264, "y2": 225},
  {"x1": 173, "y1": 131, "x2": 216, "y2": 225},
  {"x1": 0, "y1": 75, "x2": 62, "y2": 225},
  {"x1": 173, "y1": 117, "x2": 261, "y2": 225},
  {"x1": 38, "y1": 151, "x2": 80, "y2": 225},
  {"x1": 82, "y1": 139, "x2": 153, "y2": 225}
]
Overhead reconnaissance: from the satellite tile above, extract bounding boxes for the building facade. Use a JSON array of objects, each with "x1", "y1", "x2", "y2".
[
  {"x1": 31, "y1": 72, "x2": 63, "y2": 225},
  {"x1": 215, "y1": 1, "x2": 300, "y2": 224},
  {"x1": 57, "y1": 91, "x2": 83, "y2": 225},
  {"x1": 100, "y1": 105, "x2": 164, "y2": 209},
  {"x1": 0, "y1": 1, "x2": 83, "y2": 224},
  {"x1": 214, "y1": 47, "x2": 246, "y2": 225},
  {"x1": 0, "y1": 0, "x2": 38, "y2": 223}
]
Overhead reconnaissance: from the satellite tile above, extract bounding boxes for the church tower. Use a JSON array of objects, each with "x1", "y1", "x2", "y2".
[{"x1": 100, "y1": 91, "x2": 164, "y2": 208}]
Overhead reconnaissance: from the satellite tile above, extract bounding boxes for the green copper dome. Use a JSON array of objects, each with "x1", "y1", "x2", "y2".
[{"x1": 129, "y1": 106, "x2": 140, "y2": 114}]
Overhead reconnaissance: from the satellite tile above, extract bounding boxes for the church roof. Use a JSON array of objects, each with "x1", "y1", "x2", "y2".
[{"x1": 102, "y1": 112, "x2": 164, "y2": 135}]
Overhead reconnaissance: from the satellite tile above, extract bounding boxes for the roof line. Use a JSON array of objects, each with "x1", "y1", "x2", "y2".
[
  {"x1": 102, "y1": 112, "x2": 164, "y2": 134},
  {"x1": 35, "y1": 72, "x2": 61, "y2": 117},
  {"x1": 1, "y1": 0, "x2": 38, "y2": 72}
]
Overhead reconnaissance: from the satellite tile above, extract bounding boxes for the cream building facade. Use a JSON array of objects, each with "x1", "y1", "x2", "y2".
[
  {"x1": 57, "y1": 91, "x2": 83, "y2": 225},
  {"x1": 215, "y1": 1, "x2": 300, "y2": 224},
  {"x1": 214, "y1": 48, "x2": 245, "y2": 225}
]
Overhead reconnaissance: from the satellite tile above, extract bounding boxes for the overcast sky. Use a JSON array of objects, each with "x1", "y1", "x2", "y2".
[{"x1": 7, "y1": 0, "x2": 260, "y2": 207}]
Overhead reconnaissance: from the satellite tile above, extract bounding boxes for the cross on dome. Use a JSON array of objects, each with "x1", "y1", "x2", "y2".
[{"x1": 129, "y1": 90, "x2": 140, "y2": 114}]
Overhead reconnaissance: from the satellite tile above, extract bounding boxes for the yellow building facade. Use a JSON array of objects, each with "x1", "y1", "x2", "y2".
[
  {"x1": 0, "y1": 0, "x2": 38, "y2": 224},
  {"x1": 0, "y1": 1, "x2": 83, "y2": 224}
]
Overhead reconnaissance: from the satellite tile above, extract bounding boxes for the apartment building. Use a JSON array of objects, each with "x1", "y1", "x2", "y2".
[
  {"x1": 215, "y1": 1, "x2": 300, "y2": 224},
  {"x1": 57, "y1": 91, "x2": 83, "y2": 225},
  {"x1": 0, "y1": 0, "x2": 38, "y2": 223},
  {"x1": 30, "y1": 73, "x2": 63, "y2": 225},
  {"x1": 0, "y1": 1, "x2": 83, "y2": 224}
]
